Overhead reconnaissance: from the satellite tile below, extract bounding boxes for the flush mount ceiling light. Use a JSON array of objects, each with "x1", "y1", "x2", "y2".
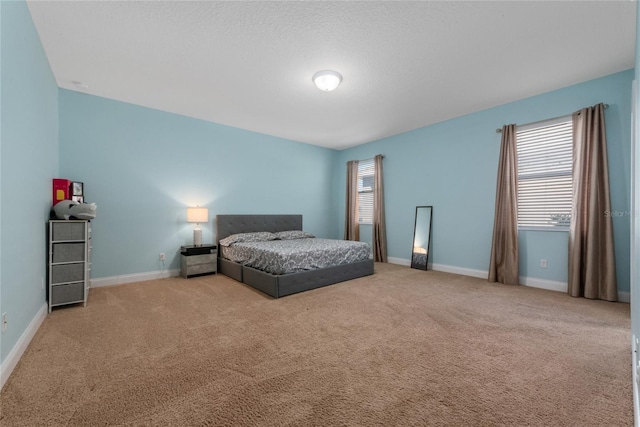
[{"x1": 312, "y1": 70, "x2": 342, "y2": 91}]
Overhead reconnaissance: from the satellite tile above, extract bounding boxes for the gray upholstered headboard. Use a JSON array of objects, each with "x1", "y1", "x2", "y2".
[{"x1": 216, "y1": 215, "x2": 303, "y2": 243}]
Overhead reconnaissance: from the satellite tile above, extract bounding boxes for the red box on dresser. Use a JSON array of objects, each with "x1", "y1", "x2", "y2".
[{"x1": 52, "y1": 178, "x2": 72, "y2": 206}]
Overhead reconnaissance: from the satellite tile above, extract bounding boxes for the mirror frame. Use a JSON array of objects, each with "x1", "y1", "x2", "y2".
[{"x1": 410, "y1": 205, "x2": 433, "y2": 270}]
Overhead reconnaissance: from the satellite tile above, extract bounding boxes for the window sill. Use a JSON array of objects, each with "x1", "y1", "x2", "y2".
[{"x1": 518, "y1": 226, "x2": 569, "y2": 232}]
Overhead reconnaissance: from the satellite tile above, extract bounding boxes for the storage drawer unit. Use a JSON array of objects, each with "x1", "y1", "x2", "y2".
[
  {"x1": 52, "y1": 221, "x2": 85, "y2": 241},
  {"x1": 52, "y1": 242, "x2": 85, "y2": 263},
  {"x1": 48, "y1": 220, "x2": 91, "y2": 312},
  {"x1": 51, "y1": 263, "x2": 85, "y2": 283},
  {"x1": 50, "y1": 282, "x2": 84, "y2": 305},
  {"x1": 181, "y1": 245, "x2": 217, "y2": 278}
]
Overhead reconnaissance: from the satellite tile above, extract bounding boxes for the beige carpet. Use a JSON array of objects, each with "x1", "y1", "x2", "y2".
[{"x1": 0, "y1": 263, "x2": 632, "y2": 426}]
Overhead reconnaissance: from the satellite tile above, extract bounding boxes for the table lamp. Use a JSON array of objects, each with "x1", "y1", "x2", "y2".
[{"x1": 187, "y1": 207, "x2": 208, "y2": 246}]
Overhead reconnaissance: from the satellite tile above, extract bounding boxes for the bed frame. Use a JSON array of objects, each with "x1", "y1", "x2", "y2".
[{"x1": 216, "y1": 214, "x2": 374, "y2": 298}]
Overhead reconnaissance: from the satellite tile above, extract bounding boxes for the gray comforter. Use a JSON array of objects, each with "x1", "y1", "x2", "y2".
[{"x1": 220, "y1": 238, "x2": 371, "y2": 275}]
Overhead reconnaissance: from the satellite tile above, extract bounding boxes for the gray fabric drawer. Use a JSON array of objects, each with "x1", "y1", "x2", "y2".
[
  {"x1": 51, "y1": 282, "x2": 84, "y2": 305},
  {"x1": 52, "y1": 243, "x2": 85, "y2": 263},
  {"x1": 184, "y1": 253, "x2": 215, "y2": 266},
  {"x1": 51, "y1": 263, "x2": 84, "y2": 284},
  {"x1": 52, "y1": 222, "x2": 85, "y2": 241},
  {"x1": 181, "y1": 253, "x2": 216, "y2": 278},
  {"x1": 186, "y1": 263, "x2": 215, "y2": 275}
]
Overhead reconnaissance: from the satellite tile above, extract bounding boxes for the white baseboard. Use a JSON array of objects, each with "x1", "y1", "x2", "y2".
[
  {"x1": 0, "y1": 302, "x2": 47, "y2": 390},
  {"x1": 91, "y1": 269, "x2": 180, "y2": 288},
  {"x1": 619, "y1": 292, "x2": 631, "y2": 303},
  {"x1": 432, "y1": 263, "x2": 487, "y2": 279},
  {"x1": 387, "y1": 256, "x2": 410, "y2": 266},
  {"x1": 519, "y1": 276, "x2": 567, "y2": 293},
  {"x1": 633, "y1": 334, "x2": 640, "y2": 427},
  {"x1": 388, "y1": 257, "x2": 486, "y2": 278},
  {"x1": 385, "y1": 257, "x2": 629, "y2": 302}
]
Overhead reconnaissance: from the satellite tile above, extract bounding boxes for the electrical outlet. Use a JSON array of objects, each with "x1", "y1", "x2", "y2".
[
  {"x1": 540, "y1": 259, "x2": 548, "y2": 268},
  {"x1": 2, "y1": 313, "x2": 7, "y2": 333},
  {"x1": 159, "y1": 253, "x2": 166, "y2": 261},
  {"x1": 41, "y1": 277, "x2": 45, "y2": 289}
]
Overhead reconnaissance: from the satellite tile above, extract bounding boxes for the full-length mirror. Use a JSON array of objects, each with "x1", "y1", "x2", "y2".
[{"x1": 411, "y1": 206, "x2": 433, "y2": 270}]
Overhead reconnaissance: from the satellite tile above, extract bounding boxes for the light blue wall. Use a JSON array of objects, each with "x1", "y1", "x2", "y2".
[
  {"x1": 1, "y1": 0, "x2": 3, "y2": 369},
  {"x1": 0, "y1": 1, "x2": 58, "y2": 363},
  {"x1": 1, "y1": 0, "x2": 634, "y2": 373},
  {"x1": 335, "y1": 70, "x2": 633, "y2": 293},
  {"x1": 58, "y1": 90, "x2": 337, "y2": 277},
  {"x1": 632, "y1": 6, "x2": 640, "y2": 347}
]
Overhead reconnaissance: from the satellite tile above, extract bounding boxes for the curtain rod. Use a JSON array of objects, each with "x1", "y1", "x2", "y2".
[
  {"x1": 495, "y1": 103, "x2": 609, "y2": 133},
  {"x1": 347, "y1": 155, "x2": 385, "y2": 164}
]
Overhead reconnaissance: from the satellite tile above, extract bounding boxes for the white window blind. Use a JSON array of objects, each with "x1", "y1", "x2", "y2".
[
  {"x1": 517, "y1": 116, "x2": 573, "y2": 230},
  {"x1": 358, "y1": 159, "x2": 375, "y2": 224}
]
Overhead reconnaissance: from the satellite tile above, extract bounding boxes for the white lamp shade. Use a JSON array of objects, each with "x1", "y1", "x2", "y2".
[
  {"x1": 313, "y1": 70, "x2": 342, "y2": 91},
  {"x1": 187, "y1": 207, "x2": 208, "y2": 224}
]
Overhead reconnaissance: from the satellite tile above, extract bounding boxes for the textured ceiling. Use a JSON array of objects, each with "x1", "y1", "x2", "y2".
[{"x1": 27, "y1": 1, "x2": 636, "y2": 150}]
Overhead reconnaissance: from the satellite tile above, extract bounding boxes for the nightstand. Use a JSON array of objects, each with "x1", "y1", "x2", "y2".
[{"x1": 180, "y1": 244, "x2": 217, "y2": 278}]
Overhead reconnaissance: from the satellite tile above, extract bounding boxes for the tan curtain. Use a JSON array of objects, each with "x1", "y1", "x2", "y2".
[
  {"x1": 373, "y1": 154, "x2": 387, "y2": 262},
  {"x1": 344, "y1": 160, "x2": 360, "y2": 241},
  {"x1": 488, "y1": 124, "x2": 519, "y2": 285},
  {"x1": 568, "y1": 103, "x2": 617, "y2": 301}
]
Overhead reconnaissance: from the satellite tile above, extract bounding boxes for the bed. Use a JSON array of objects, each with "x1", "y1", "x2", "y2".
[{"x1": 216, "y1": 214, "x2": 374, "y2": 298}]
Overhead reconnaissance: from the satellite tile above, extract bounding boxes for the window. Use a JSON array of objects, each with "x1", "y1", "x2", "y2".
[
  {"x1": 517, "y1": 116, "x2": 573, "y2": 230},
  {"x1": 357, "y1": 159, "x2": 375, "y2": 224}
]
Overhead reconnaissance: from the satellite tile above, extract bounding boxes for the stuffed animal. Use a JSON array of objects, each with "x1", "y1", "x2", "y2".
[{"x1": 52, "y1": 200, "x2": 97, "y2": 220}]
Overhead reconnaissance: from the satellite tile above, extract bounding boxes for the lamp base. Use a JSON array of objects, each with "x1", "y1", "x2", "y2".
[{"x1": 193, "y1": 226, "x2": 203, "y2": 247}]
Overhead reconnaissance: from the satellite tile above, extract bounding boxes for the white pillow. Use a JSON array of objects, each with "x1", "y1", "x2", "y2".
[
  {"x1": 219, "y1": 232, "x2": 277, "y2": 247},
  {"x1": 274, "y1": 230, "x2": 315, "y2": 240}
]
